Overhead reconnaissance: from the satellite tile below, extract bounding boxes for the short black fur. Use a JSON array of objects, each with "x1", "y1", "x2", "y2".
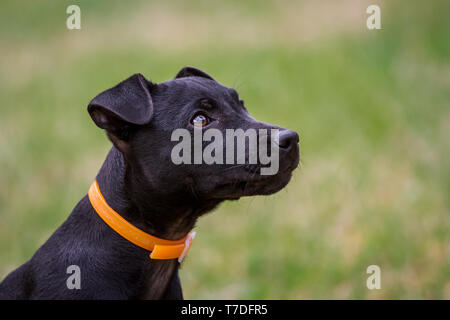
[{"x1": 0, "y1": 67, "x2": 300, "y2": 299}]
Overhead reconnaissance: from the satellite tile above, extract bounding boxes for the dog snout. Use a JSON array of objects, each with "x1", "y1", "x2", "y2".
[{"x1": 277, "y1": 130, "x2": 299, "y2": 151}]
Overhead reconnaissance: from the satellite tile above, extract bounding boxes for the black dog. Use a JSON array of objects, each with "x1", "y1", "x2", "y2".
[{"x1": 0, "y1": 67, "x2": 299, "y2": 299}]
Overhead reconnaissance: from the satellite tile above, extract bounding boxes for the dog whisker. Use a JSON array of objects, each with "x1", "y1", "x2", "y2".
[{"x1": 219, "y1": 164, "x2": 246, "y2": 172}]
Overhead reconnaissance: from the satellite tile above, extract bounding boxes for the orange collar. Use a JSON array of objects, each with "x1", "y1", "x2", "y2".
[{"x1": 88, "y1": 180, "x2": 195, "y2": 262}]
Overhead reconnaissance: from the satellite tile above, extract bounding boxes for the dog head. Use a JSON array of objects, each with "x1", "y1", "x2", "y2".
[{"x1": 88, "y1": 67, "x2": 299, "y2": 205}]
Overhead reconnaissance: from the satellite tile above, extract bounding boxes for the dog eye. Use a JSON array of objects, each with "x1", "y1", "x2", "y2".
[{"x1": 191, "y1": 113, "x2": 210, "y2": 127}]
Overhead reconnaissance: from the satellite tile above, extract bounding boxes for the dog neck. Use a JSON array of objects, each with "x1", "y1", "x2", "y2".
[
  {"x1": 95, "y1": 147, "x2": 206, "y2": 240},
  {"x1": 91, "y1": 147, "x2": 210, "y2": 299}
]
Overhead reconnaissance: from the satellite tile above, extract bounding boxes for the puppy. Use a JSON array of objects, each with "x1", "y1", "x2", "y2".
[{"x1": 0, "y1": 67, "x2": 299, "y2": 299}]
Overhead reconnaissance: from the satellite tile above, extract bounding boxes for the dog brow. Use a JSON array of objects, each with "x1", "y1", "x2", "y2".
[{"x1": 199, "y1": 98, "x2": 215, "y2": 109}]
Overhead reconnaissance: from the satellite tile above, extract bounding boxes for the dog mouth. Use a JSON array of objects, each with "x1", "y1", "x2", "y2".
[
  {"x1": 208, "y1": 165, "x2": 295, "y2": 200},
  {"x1": 192, "y1": 148, "x2": 300, "y2": 200}
]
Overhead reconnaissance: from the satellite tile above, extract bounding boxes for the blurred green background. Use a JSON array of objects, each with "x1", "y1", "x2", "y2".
[{"x1": 0, "y1": 0, "x2": 449, "y2": 299}]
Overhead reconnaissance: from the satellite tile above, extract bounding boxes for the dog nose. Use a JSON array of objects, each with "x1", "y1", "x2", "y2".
[{"x1": 277, "y1": 130, "x2": 299, "y2": 150}]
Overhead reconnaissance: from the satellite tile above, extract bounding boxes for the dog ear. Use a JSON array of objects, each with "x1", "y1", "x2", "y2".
[
  {"x1": 175, "y1": 66, "x2": 215, "y2": 81},
  {"x1": 87, "y1": 73, "x2": 154, "y2": 142}
]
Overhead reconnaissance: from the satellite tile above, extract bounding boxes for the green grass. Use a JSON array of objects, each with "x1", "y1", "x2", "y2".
[{"x1": 0, "y1": 0, "x2": 449, "y2": 299}]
